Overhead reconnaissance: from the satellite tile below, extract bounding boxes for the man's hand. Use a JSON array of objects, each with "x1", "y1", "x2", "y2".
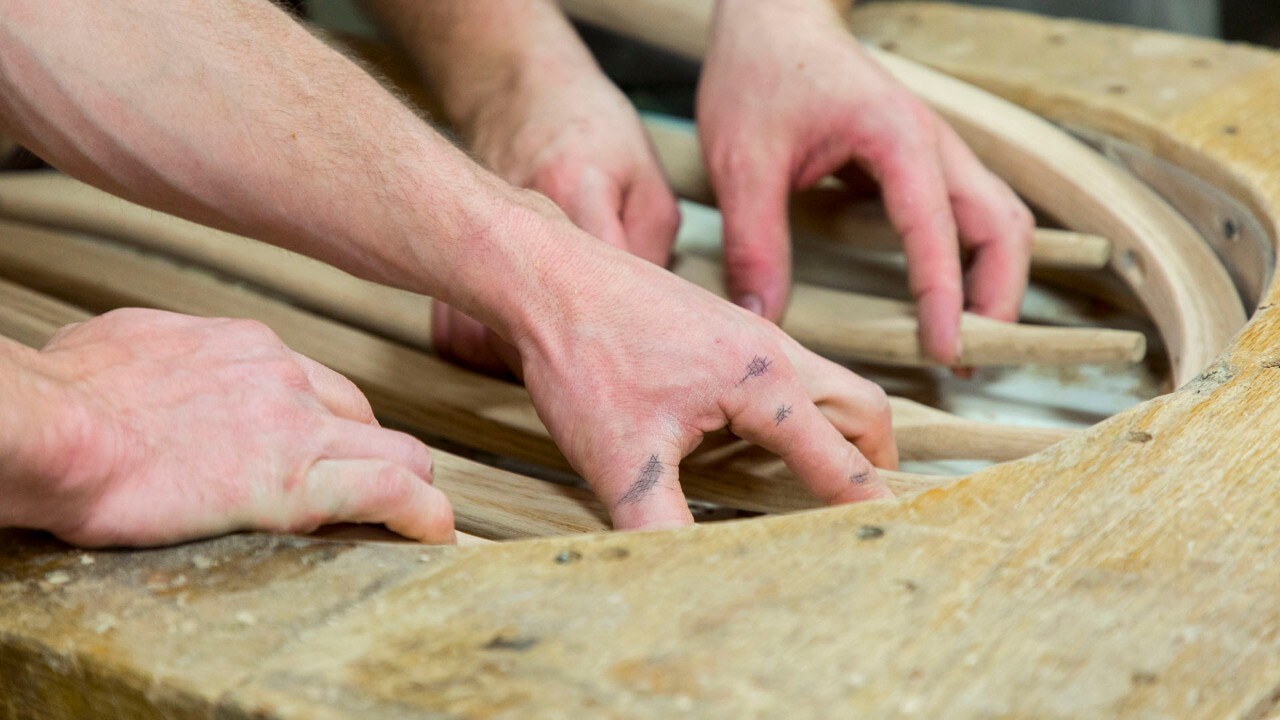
[
  {"x1": 698, "y1": 0, "x2": 1034, "y2": 364},
  {"x1": 2, "y1": 310, "x2": 453, "y2": 547},
  {"x1": 366, "y1": 0, "x2": 680, "y2": 374},
  {"x1": 512, "y1": 198, "x2": 897, "y2": 530}
]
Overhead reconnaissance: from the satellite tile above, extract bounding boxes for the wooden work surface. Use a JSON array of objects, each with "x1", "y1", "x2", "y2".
[{"x1": 6, "y1": 4, "x2": 1280, "y2": 717}]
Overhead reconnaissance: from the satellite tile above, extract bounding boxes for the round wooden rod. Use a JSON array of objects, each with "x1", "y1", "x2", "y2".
[
  {"x1": 0, "y1": 172, "x2": 1145, "y2": 368},
  {"x1": 559, "y1": 0, "x2": 1247, "y2": 386},
  {"x1": 642, "y1": 117, "x2": 1114, "y2": 271},
  {"x1": 0, "y1": 222, "x2": 952, "y2": 515},
  {"x1": 674, "y1": 255, "x2": 1146, "y2": 367}
]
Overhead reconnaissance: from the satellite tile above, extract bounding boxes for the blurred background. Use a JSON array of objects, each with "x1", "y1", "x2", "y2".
[{"x1": 304, "y1": 0, "x2": 1279, "y2": 118}]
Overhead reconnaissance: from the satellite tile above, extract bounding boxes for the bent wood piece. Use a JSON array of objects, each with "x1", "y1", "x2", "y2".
[
  {"x1": 3, "y1": 172, "x2": 1139, "y2": 367},
  {"x1": 561, "y1": 0, "x2": 1246, "y2": 386},
  {"x1": 0, "y1": 222, "x2": 949, "y2": 513},
  {"x1": 642, "y1": 118, "x2": 1113, "y2": 271},
  {"x1": 0, "y1": 171, "x2": 436, "y2": 351},
  {"x1": 675, "y1": 254, "x2": 1146, "y2": 366},
  {"x1": 0, "y1": 277, "x2": 607, "y2": 542},
  {"x1": 0, "y1": 172, "x2": 1128, "y2": 369}
]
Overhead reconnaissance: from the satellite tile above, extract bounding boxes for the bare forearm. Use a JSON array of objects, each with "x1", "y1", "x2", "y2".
[
  {"x1": 0, "y1": 0, "x2": 558, "y2": 339},
  {"x1": 363, "y1": 0, "x2": 599, "y2": 133}
]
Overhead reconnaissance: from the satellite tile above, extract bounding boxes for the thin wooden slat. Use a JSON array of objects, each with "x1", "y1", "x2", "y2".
[
  {"x1": 559, "y1": 0, "x2": 1247, "y2": 386},
  {"x1": 642, "y1": 118, "x2": 1114, "y2": 271},
  {"x1": 889, "y1": 397, "x2": 1075, "y2": 463},
  {"x1": 0, "y1": 221, "x2": 951, "y2": 514},
  {"x1": 0, "y1": 278, "x2": 609, "y2": 541}
]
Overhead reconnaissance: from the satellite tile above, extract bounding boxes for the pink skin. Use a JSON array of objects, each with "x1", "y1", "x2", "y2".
[
  {"x1": 698, "y1": 0, "x2": 1034, "y2": 365},
  {"x1": 4, "y1": 310, "x2": 453, "y2": 547}
]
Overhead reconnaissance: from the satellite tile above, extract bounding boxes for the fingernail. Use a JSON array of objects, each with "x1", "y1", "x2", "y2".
[{"x1": 735, "y1": 293, "x2": 764, "y2": 316}]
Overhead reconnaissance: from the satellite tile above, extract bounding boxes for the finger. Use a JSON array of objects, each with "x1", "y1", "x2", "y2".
[
  {"x1": 300, "y1": 459, "x2": 455, "y2": 544},
  {"x1": 621, "y1": 169, "x2": 681, "y2": 266},
  {"x1": 727, "y1": 372, "x2": 892, "y2": 504},
  {"x1": 540, "y1": 165, "x2": 629, "y2": 251},
  {"x1": 791, "y1": 351, "x2": 899, "y2": 470},
  {"x1": 431, "y1": 301, "x2": 514, "y2": 378},
  {"x1": 935, "y1": 121, "x2": 1034, "y2": 323},
  {"x1": 320, "y1": 420, "x2": 436, "y2": 483},
  {"x1": 711, "y1": 148, "x2": 793, "y2": 321},
  {"x1": 291, "y1": 352, "x2": 377, "y2": 426},
  {"x1": 866, "y1": 117, "x2": 964, "y2": 365},
  {"x1": 585, "y1": 438, "x2": 696, "y2": 532}
]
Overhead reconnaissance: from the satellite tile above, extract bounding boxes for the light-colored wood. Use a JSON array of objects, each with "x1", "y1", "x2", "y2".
[
  {"x1": 643, "y1": 117, "x2": 1114, "y2": 270},
  {"x1": 562, "y1": 0, "x2": 1246, "y2": 386},
  {"x1": 0, "y1": 277, "x2": 609, "y2": 542},
  {"x1": 890, "y1": 396, "x2": 1075, "y2": 462},
  {"x1": 0, "y1": 171, "x2": 437, "y2": 351},
  {"x1": 9, "y1": 9, "x2": 1280, "y2": 719},
  {"x1": 0, "y1": 221, "x2": 949, "y2": 512},
  {"x1": 675, "y1": 254, "x2": 1146, "y2": 367},
  {"x1": 0, "y1": 171, "x2": 1131, "y2": 369}
]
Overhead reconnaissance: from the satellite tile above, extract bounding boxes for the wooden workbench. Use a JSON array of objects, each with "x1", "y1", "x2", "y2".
[{"x1": 5, "y1": 3, "x2": 1280, "y2": 717}]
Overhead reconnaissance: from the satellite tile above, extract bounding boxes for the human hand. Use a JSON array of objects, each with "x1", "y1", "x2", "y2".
[
  {"x1": 698, "y1": 0, "x2": 1034, "y2": 364},
  {"x1": 17, "y1": 309, "x2": 453, "y2": 547},
  {"x1": 434, "y1": 47, "x2": 680, "y2": 376},
  {"x1": 512, "y1": 213, "x2": 897, "y2": 530}
]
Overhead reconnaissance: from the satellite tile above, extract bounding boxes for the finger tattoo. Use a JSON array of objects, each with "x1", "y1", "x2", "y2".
[
  {"x1": 619, "y1": 454, "x2": 665, "y2": 505},
  {"x1": 850, "y1": 471, "x2": 870, "y2": 485},
  {"x1": 774, "y1": 404, "x2": 794, "y2": 425},
  {"x1": 738, "y1": 355, "x2": 773, "y2": 386}
]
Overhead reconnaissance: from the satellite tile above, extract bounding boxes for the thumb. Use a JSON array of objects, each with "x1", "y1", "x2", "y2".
[{"x1": 713, "y1": 155, "x2": 793, "y2": 321}]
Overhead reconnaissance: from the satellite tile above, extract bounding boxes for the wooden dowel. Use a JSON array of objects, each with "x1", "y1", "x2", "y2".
[
  {"x1": 674, "y1": 255, "x2": 1147, "y2": 367},
  {"x1": 889, "y1": 397, "x2": 1075, "y2": 462},
  {"x1": 0, "y1": 277, "x2": 608, "y2": 542},
  {"x1": 0, "y1": 172, "x2": 1140, "y2": 371},
  {"x1": 559, "y1": 0, "x2": 1246, "y2": 386},
  {"x1": 643, "y1": 118, "x2": 1113, "y2": 271},
  {"x1": 0, "y1": 222, "x2": 952, "y2": 513}
]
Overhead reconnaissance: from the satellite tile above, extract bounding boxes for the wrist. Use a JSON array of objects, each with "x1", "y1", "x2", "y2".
[
  {"x1": 0, "y1": 340, "x2": 89, "y2": 530},
  {"x1": 397, "y1": 0, "x2": 600, "y2": 136}
]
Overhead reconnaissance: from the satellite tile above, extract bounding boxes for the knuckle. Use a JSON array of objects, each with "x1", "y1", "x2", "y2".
[{"x1": 225, "y1": 318, "x2": 280, "y2": 344}]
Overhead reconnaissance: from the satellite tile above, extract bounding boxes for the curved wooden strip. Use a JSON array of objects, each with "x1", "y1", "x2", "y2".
[
  {"x1": 0, "y1": 277, "x2": 608, "y2": 542},
  {"x1": 674, "y1": 255, "x2": 1146, "y2": 366},
  {"x1": 560, "y1": 0, "x2": 1246, "y2": 386},
  {"x1": 0, "y1": 171, "x2": 436, "y2": 351},
  {"x1": 0, "y1": 221, "x2": 951, "y2": 514},
  {"x1": 643, "y1": 118, "x2": 1113, "y2": 271},
  {"x1": 0, "y1": 172, "x2": 1141, "y2": 374}
]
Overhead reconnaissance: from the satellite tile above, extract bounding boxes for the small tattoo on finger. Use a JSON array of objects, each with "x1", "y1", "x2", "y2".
[
  {"x1": 774, "y1": 404, "x2": 793, "y2": 425},
  {"x1": 619, "y1": 454, "x2": 665, "y2": 505},
  {"x1": 738, "y1": 355, "x2": 773, "y2": 386},
  {"x1": 850, "y1": 471, "x2": 870, "y2": 485}
]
